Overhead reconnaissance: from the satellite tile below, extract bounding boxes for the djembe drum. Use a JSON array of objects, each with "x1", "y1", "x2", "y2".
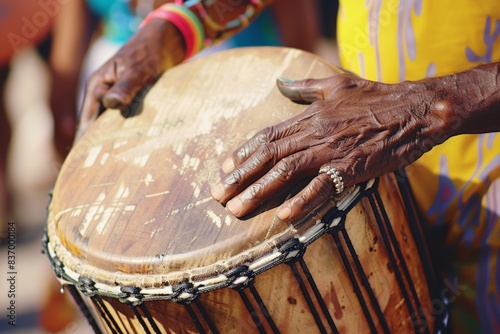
[{"x1": 44, "y1": 47, "x2": 447, "y2": 333}]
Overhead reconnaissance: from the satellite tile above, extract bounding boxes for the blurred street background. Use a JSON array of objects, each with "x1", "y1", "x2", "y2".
[{"x1": 0, "y1": 47, "x2": 92, "y2": 334}]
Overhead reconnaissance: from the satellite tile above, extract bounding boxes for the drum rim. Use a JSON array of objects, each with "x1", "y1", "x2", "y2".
[{"x1": 44, "y1": 179, "x2": 375, "y2": 304}]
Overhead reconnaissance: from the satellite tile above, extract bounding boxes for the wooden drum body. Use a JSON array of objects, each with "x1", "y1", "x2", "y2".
[{"x1": 45, "y1": 47, "x2": 445, "y2": 333}]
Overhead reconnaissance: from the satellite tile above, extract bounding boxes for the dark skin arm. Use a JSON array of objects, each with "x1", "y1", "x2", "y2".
[
  {"x1": 271, "y1": 0, "x2": 320, "y2": 52},
  {"x1": 77, "y1": 18, "x2": 184, "y2": 139},
  {"x1": 77, "y1": 0, "x2": 272, "y2": 140},
  {"x1": 210, "y1": 62, "x2": 500, "y2": 221},
  {"x1": 49, "y1": 0, "x2": 95, "y2": 158}
]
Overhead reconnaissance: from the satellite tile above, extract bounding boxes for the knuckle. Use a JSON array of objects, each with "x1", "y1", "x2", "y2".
[
  {"x1": 255, "y1": 131, "x2": 270, "y2": 144},
  {"x1": 251, "y1": 141, "x2": 277, "y2": 167},
  {"x1": 301, "y1": 78, "x2": 317, "y2": 87},
  {"x1": 333, "y1": 74, "x2": 367, "y2": 91},
  {"x1": 227, "y1": 168, "x2": 244, "y2": 186},
  {"x1": 310, "y1": 99, "x2": 328, "y2": 110},
  {"x1": 291, "y1": 193, "x2": 309, "y2": 211},
  {"x1": 316, "y1": 175, "x2": 335, "y2": 196},
  {"x1": 245, "y1": 183, "x2": 263, "y2": 199},
  {"x1": 260, "y1": 124, "x2": 280, "y2": 142},
  {"x1": 274, "y1": 157, "x2": 297, "y2": 181}
]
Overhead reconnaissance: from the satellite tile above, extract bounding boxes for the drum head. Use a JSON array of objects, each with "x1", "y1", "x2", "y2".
[{"x1": 47, "y1": 47, "x2": 346, "y2": 289}]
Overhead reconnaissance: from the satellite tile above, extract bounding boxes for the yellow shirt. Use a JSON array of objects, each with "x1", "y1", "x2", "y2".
[{"x1": 337, "y1": 1, "x2": 500, "y2": 332}]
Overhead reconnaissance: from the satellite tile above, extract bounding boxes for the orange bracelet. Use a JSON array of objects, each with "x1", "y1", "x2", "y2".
[{"x1": 140, "y1": 4, "x2": 205, "y2": 59}]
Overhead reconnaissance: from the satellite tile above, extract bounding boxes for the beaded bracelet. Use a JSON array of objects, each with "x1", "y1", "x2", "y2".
[
  {"x1": 140, "y1": 3, "x2": 205, "y2": 60},
  {"x1": 177, "y1": 0, "x2": 264, "y2": 45}
]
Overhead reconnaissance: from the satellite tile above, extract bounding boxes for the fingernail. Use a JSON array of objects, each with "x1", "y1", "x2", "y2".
[
  {"x1": 103, "y1": 97, "x2": 122, "y2": 109},
  {"x1": 276, "y1": 206, "x2": 291, "y2": 221},
  {"x1": 227, "y1": 198, "x2": 242, "y2": 216},
  {"x1": 276, "y1": 79, "x2": 303, "y2": 102},
  {"x1": 222, "y1": 158, "x2": 235, "y2": 173},
  {"x1": 277, "y1": 77, "x2": 293, "y2": 84},
  {"x1": 210, "y1": 183, "x2": 225, "y2": 201}
]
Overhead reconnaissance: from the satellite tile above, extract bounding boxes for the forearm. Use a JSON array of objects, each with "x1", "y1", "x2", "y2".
[
  {"x1": 197, "y1": 0, "x2": 273, "y2": 41},
  {"x1": 77, "y1": 0, "x2": 273, "y2": 136},
  {"x1": 425, "y1": 62, "x2": 500, "y2": 138},
  {"x1": 271, "y1": 0, "x2": 319, "y2": 52},
  {"x1": 144, "y1": 0, "x2": 272, "y2": 68},
  {"x1": 451, "y1": 62, "x2": 500, "y2": 135}
]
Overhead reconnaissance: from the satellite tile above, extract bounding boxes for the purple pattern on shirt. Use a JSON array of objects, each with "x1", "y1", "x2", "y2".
[
  {"x1": 456, "y1": 135, "x2": 500, "y2": 244},
  {"x1": 366, "y1": 0, "x2": 382, "y2": 81},
  {"x1": 358, "y1": 51, "x2": 366, "y2": 78},
  {"x1": 466, "y1": 16, "x2": 500, "y2": 63},
  {"x1": 426, "y1": 63, "x2": 436, "y2": 78},
  {"x1": 397, "y1": 0, "x2": 422, "y2": 82},
  {"x1": 428, "y1": 134, "x2": 500, "y2": 332},
  {"x1": 477, "y1": 179, "x2": 500, "y2": 333},
  {"x1": 426, "y1": 155, "x2": 457, "y2": 226}
]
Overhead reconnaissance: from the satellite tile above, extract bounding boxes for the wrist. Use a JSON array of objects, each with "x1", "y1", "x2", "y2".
[
  {"x1": 454, "y1": 62, "x2": 500, "y2": 135},
  {"x1": 140, "y1": 3, "x2": 205, "y2": 61},
  {"x1": 142, "y1": 18, "x2": 186, "y2": 71},
  {"x1": 424, "y1": 62, "x2": 500, "y2": 138}
]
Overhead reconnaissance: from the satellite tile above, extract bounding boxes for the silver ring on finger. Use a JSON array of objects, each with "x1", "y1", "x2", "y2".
[{"x1": 319, "y1": 165, "x2": 344, "y2": 194}]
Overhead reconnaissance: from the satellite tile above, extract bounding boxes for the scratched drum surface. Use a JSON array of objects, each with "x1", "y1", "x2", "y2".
[
  {"x1": 46, "y1": 47, "x2": 438, "y2": 334},
  {"x1": 47, "y1": 47, "x2": 343, "y2": 284}
]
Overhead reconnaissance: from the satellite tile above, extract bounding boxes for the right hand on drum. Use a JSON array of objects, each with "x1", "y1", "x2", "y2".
[
  {"x1": 77, "y1": 19, "x2": 184, "y2": 141},
  {"x1": 210, "y1": 68, "x2": 498, "y2": 222}
]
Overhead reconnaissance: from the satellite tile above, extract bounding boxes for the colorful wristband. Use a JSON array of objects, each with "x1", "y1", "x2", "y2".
[
  {"x1": 174, "y1": 0, "x2": 264, "y2": 47},
  {"x1": 140, "y1": 4, "x2": 205, "y2": 60}
]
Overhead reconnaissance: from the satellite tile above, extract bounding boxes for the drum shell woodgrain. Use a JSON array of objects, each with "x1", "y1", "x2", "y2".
[
  {"x1": 46, "y1": 47, "x2": 434, "y2": 333},
  {"x1": 95, "y1": 174, "x2": 434, "y2": 333}
]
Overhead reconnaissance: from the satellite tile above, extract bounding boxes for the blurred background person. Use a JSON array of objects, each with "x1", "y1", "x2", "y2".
[
  {"x1": 0, "y1": 1, "x2": 96, "y2": 333},
  {"x1": 0, "y1": 0, "x2": 94, "y2": 237}
]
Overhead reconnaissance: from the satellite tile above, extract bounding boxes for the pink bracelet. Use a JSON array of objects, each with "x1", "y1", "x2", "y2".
[{"x1": 140, "y1": 4, "x2": 205, "y2": 60}]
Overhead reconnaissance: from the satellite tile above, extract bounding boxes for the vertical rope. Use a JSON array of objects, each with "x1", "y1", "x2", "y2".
[
  {"x1": 330, "y1": 231, "x2": 378, "y2": 333},
  {"x1": 341, "y1": 228, "x2": 390, "y2": 332},
  {"x1": 194, "y1": 299, "x2": 219, "y2": 334},
  {"x1": 368, "y1": 194, "x2": 422, "y2": 334},
  {"x1": 130, "y1": 305, "x2": 152, "y2": 334},
  {"x1": 184, "y1": 303, "x2": 206, "y2": 334},
  {"x1": 289, "y1": 261, "x2": 327, "y2": 334},
  {"x1": 248, "y1": 284, "x2": 280, "y2": 333},
  {"x1": 91, "y1": 295, "x2": 124, "y2": 334},
  {"x1": 373, "y1": 190, "x2": 430, "y2": 334},
  {"x1": 65, "y1": 285, "x2": 102, "y2": 334},
  {"x1": 139, "y1": 304, "x2": 162, "y2": 334},
  {"x1": 298, "y1": 258, "x2": 339, "y2": 334},
  {"x1": 237, "y1": 289, "x2": 267, "y2": 334},
  {"x1": 395, "y1": 169, "x2": 446, "y2": 331}
]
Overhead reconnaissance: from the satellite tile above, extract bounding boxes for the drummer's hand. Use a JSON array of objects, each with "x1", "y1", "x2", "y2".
[
  {"x1": 210, "y1": 74, "x2": 452, "y2": 221},
  {"x1": 77, "y1": 19, "x2": 184, "y2": 140}
]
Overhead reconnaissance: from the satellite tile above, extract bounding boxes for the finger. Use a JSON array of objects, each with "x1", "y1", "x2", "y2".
[
  {"x1": 80, "y1": 77, "x2": 105, "y2": 121},
  {"x1": 212, "y1": 129, "x2": 317, "y2": 203},
  {"x1": 221, "y1": 126, "x2": 287, "y2": 174},
  {"x1": 221, "y1": 129, "x2": 275, "y2": 174},
  {"x1": 222, "y1": 147, "x2": 327, "y2": 218},
  {"x1": 276, "y1": 161, "x2": 354, "y2": 222},
  {"x1": 102, "y1": 73, "x2": 151, "y2": 110},
  {"x1": 221, "y1": 108, "x2": 318, "y2": 174},
  {"x1": 77, "y1": 80, "x2": 109, "y2": 141},
  {"x1": 276, "y1": 77, "x2": 331, "y2": 103}
]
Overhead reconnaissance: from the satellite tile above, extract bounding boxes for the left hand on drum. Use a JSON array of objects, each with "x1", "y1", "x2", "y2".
[
  {"x1": 77, "y1": 19, "x2": 184, "y2": 141},
  {"x1": 210, "y1": 73, "x2": 449, "y2": 222}
]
